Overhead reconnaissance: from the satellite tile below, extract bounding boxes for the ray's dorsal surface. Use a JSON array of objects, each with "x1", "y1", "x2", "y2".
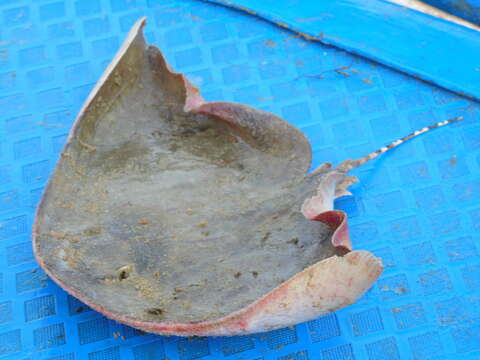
[{"x1": 33, "y1": 18, "x2": 383, "y2": 336}]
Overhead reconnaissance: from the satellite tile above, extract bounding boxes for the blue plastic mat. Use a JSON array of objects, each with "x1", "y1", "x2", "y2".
[
  {"x1": 0, "y1": 0, "x2": 479, "y2": 359},
  {"x1": 204, "y1": 0, "x2": 480, "y2": 102}
]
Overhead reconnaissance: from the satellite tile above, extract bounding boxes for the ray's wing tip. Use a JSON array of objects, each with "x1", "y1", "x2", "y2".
[{"x1": 134, "y1": 16, "x2": 147, "y2": 31}]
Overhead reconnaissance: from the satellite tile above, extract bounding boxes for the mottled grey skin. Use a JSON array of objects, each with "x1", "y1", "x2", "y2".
[{"x1": 34, "y1": 33, "x2": 336, "y2": 323}]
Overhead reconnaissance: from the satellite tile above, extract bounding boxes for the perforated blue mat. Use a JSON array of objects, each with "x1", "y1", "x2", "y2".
[{"x1": 0, "y1": 1, "x2": 479, "y2": 359}]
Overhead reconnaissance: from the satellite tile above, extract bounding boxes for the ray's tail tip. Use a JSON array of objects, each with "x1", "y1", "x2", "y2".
[
  {"x1": 436, "y1": 115, "x2": 463, "y2": 128},
  {"x1": 449, "y1": 115, "x2": 463, "y2": 123}
]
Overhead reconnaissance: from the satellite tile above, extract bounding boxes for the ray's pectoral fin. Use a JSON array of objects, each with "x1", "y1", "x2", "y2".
[
  {"x1": 241, "y1": 250, "x2": 383, "y2": 334},
  {"x1": 33, "y1": 17, "x2": 384, "y2": 337}
]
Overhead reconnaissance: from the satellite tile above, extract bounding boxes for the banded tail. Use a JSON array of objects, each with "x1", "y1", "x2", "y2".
[{"x1": 339, "y1": 116, "x2": 463, "y2": 171}]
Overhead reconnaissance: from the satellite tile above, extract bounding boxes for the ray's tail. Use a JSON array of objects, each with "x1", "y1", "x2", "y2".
[{"x1": 339, "y1": 116, "x2": 463, "y2": 171}]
